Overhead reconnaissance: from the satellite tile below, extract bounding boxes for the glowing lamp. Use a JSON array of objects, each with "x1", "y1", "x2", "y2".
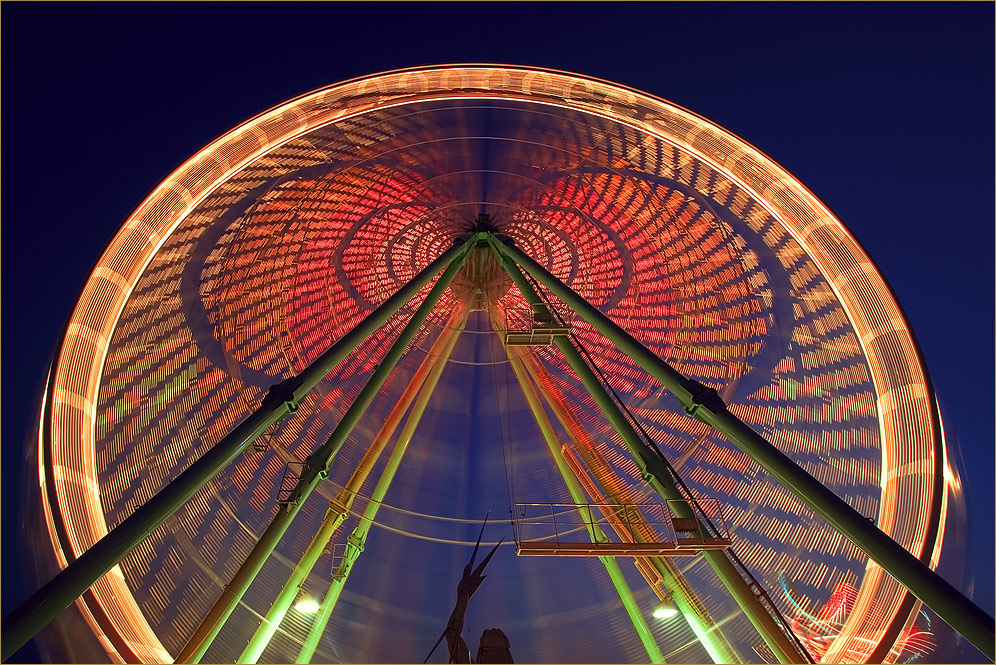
[
  {"x1": 652, "y1": 597, "x2": 679, "y2": 620},
  {"x1": 295, "y1": 597, "x2": 321, "y2": 613}
]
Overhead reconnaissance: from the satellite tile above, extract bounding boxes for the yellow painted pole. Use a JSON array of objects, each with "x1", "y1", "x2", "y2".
[
  {"x1": 295, "y1": 302, "x2": 470, "y2": 663},
  {"x1": 492, "y1": 306, "x2": 665, "y2": 664},
  {"x1": 175, "y1": 240, "x2": 472, "y2": 663},
  {"x1": 520, "y1": 352, "x2": 742, "y2": 665},
  {"x1": 237, "y1": 302, "x2": 470, "y2": 663}
]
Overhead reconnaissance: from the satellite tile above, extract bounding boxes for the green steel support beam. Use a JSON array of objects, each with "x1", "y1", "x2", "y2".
[
  {"x1": 491, "y1": 235, "x2": 996, "y2": 660},
  {"x1": 0, "y1": 239, "x2": 470, "y2": 663},
  {"x1": 295, "y1": 302, "x2": 470, "y2": 664},
  {"x1": 237, "y1": 505, "x2": 347, "y2": 664},
  {"x1": 174, "y1": 241, "x2": 473, "y2": 664},
  {"x1": 295, "y1": 542, "x2": 355, "y2": 664},
  {"x1": 498, "y1": 328, "x2": 665, "y2": 664},
  {"x1": 489, "y1": 239, "x2": 806, "y2": 664},
  {"x1": 512, "y1": 349, "x2": 741, "y2": 664},
  {"x1": 641, "y1": 558, "x2": 740, "y2": 665},
  {"x1": 239, "y1": 302, "x2": 470, "y2": 664}
]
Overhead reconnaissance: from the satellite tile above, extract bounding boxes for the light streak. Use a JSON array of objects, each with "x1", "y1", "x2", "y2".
[{"x1": 38, "y1": 66, "x2": 946, "y2": 663}]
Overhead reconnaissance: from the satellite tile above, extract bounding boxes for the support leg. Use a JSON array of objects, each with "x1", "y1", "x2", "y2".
[
  {"x1": 174, "y1": 242, "x2": 473, "y2": 663},
  {"x1": 238, "y1": 301, "x2": 470, "y2": 664},
  {"x1": 520, "y1": 352, "x2": 742, "y2": 665},
  {"x1": 523, "y1": 344, "x2": 743, "y2": 663},
  {"x1": 490, "y1": 235, "x2": 996, "y2": 660},
  {"x1": 0, "y1": 239, "x2": 469, "y2": 662},
  {"x1": 490, "y1": 242, "x2": 807, "y2": 663},
  {"x1": 496, "y1": 313, "x2": 665, "y2": 664},
  {"x1": 295, "y1": 301, "x2": 470, "y2": 664}
]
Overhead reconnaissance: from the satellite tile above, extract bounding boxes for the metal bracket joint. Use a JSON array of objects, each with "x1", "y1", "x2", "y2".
[
  {"x1": 265, "y1": 381, "x2": 300, "y2": 414},
  {"x1": 682, "y1": 380, "x2": 726, "y2": 420}
]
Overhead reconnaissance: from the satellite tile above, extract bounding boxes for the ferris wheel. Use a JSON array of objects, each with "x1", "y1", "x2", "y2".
[{"x1": 3, "y1": 65, "x2": 991, "y2": 664}]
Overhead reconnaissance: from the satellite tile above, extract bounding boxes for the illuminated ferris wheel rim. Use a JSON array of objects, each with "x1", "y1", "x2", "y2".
[{"x1": 39, "y1": 65, "x2": 946, "y2": 663}]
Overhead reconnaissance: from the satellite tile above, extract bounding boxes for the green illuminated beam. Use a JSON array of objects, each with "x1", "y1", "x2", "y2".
[
  {"x1": 295, "y1": 543, "x2": 354, "y2": 665},
  {"x1": 600, "y1": 564, "x2": 665, "y2": 663},
  {"x1": 237, "y1": 302, "x2": 470, "y2": 664},
  {"x1": 174, "y1": 242, "x2": 472, "y2": 664},
  {"x1": 0, "y1": 239, "x2": 470, "y2": 664},
  {"x1": 642, "y1": 558, "x2": 741, "y2": 665},
  {"x1": 489, "y1": 239, "x2": 806, "y2": 664},
  {"x1": 490, "y1": 235, "x2": 996, "y2": 660},
  {"x1": 511, "y1": 351, "x2": 741, "y2": 664},
  {"x1": 497, "y1": 322, "x2": 665, "y2": 664},
  {"x1": 295, "y1": 301, "x2": 470, "y2": 664},
  {"x1": 237, "y1": 506, "x2": 346, "y2": 664}
]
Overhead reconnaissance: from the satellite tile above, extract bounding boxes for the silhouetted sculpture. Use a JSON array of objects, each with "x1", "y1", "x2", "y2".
[{"x1": 424, "y1": 518, "x2": 509, "y2": 664}]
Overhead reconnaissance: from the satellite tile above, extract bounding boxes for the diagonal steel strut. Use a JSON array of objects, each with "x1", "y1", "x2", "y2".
[
  {"x1": 296, "y1": 297, "x2": 471, "y2": 664},
  {"x1": 173, "y1": 240, "x2": 474, "y2": 663},
  {"x1": 488, "y1": 302, "x2": 666, "y2": 664},
  {"x1": 239, "y1": 300, "x2": 471, "y2": 664},
  {"x1": 0, "y1": 238, "x2": 471, "y2": 663},
  {"x1": 487, "y1": 233, "x2": 996, "y2": 661},
  {"x1": 488, "y1": 240, "x2": 807, "y2": 663},
  {"x1": 510, "y1": 337, "x2": 743, "y2": 665}
]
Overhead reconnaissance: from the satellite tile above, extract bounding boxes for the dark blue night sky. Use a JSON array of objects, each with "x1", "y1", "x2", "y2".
[{"x1": 2, "y1": 2, "x2": 992, "y2": 662}]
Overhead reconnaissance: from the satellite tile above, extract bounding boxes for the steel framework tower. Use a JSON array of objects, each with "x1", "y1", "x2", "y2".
[{"x1": 4, "y1": 66, "x2": 992, "y2": 664}]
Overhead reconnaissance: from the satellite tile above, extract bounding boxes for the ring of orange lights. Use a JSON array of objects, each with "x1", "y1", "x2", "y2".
[{"x1": 39, "y1": 65, "x2": 946, "y2": 663}]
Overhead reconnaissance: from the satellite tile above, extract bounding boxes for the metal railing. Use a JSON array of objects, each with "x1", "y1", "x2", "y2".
[
  {"x1": 504, "y1": 304, "x2": 572, "y2": 346},
  {"x1": 512, "y1": 500, "x2": 731, "y2": 556}
]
